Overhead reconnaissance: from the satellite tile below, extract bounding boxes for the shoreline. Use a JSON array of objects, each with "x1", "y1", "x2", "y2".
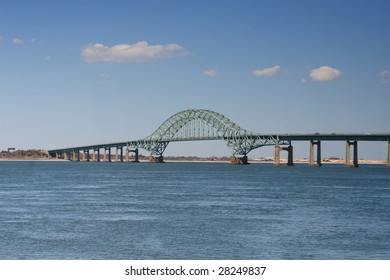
[{"x1": 0, "y1": 158, "x2": 387, "y2": 165}]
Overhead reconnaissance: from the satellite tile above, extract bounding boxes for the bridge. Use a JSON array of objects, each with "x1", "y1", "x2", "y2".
[{"x1": 48, "y1": 109, "x2": 390, "y2": 167}]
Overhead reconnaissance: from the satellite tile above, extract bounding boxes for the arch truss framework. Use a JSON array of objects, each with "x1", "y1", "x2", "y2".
[{"x1": 131, "y1": 109, "x2": 286, "y2": 157}]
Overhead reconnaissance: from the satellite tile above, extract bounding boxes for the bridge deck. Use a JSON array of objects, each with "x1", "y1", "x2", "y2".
[
  {"x1": 48, "y1": 133, "x2": 390, "y2": 155},
  {"x1": 277, "y1": 133, "x2": 390, "y2": 141}
]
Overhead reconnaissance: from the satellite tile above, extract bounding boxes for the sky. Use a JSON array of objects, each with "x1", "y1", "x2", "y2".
[{"x1": 1, "y1": 0, "x2": 389, "y2": 159}]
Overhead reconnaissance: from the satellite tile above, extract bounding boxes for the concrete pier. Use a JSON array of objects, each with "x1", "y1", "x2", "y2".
[
  {"x1": 108, "y1": 148, "x2": 111, "y2": 162},
  {"x1": 346, "y1": 140, "x2": 359, "y2": 167},
  {"x1": 149, "y1": 156, "x2": 164, "y2": 163},
  {"x1": 115, "y1": 147, "x2": 123, "y2": 162},
  {"x1": 96, "y1": 149, "x2": 100, "y2": 162},
  {"x1": 133, "y1": 148, "x2": 139, "y2": 162},
  {"x1": 286, "y1": 145, "x2": 294, "y2": 166},
  {"x1": 309, "y1": 140, "x2": 322, "y2": 166},
  {"x1": 230, "y1": 156, "x2": 249, "y2": 165},
  {"x1": 274, "y1": 146, "x2": 281, "y2": 165},
  {"x1": 126, "y1": 148, "x2": 129, "y2": 162},
  {"x1": 388, "y1": 141, "x2": 390, "y2": 167},
  {"x1": 274, "y1": 145, "x2": 294, "y2": 166}
]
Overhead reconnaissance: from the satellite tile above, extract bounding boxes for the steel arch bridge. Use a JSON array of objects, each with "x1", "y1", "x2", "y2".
[
  {"x1": 133, "y1": 109, "x2": 283, "y2": 157},
  {"x1": 48, "y1": 108, "x2": 390, "y2": 166}
]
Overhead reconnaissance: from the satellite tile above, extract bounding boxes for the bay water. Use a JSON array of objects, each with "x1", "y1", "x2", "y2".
[{"x1": 1, "y1": 161, "x2": 389, "y2": 259}]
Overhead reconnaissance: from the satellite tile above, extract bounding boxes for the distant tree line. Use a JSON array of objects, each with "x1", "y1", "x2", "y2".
[{"x1": 0, "y1": 149, "x2": 50, "y2": 159}]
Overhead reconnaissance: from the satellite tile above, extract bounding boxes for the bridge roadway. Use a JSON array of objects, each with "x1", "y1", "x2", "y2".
[{"x1": 48, "y1": 109, "x2": 390, "y2": 167}]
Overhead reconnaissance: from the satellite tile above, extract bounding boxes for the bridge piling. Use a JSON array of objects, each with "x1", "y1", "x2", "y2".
[
  {"x1": 115, "y1": 147, "x2": 120, "y2": 162},
  {"x1": 346, "y1": 140, "x2": 359, "y2": 167},
  {"x1": 126, "y1": 148, "x2": 129, "y2": 162},
  {"x1": 149, "y1": 156, "x2": 164, "y2": 163},
  {"x1": 346, "y1": 141, "x2": 350, "y2": 166},
  {"x1": 108, "y1": 148, "x2": 111, "y2": 162},
  {"x1": 114, "y1": 147, "x2": 124, "y2": 162},
  {"x1": 134, "y1": 148, "x2": 139, "y2": 162},
  {"x1": 230, "y1": 156, "x2": 249, "y2": 165},
  {"x1": 286, "y1": 145, "x2": 294, "y2": 166},
  {"x1": 274, "y1": 145, "x2": 294, "y2": 166},
  {"x1": 388, "y1": 141, "x2": 390, "y2": 167},
  {"x1": 96, "y1": 149, "x2": 100, "y2": 162},
  {"x1": 274, "y1": 146, "x2": 281, "y2": 165},
  {"x1": 309, "y1": 140, "x2": 322, "y2": 166}
]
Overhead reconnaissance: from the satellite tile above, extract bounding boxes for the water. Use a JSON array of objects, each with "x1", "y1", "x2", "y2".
[{"x1": 0, "y1": 161, "x2": 389, "y2": 259}]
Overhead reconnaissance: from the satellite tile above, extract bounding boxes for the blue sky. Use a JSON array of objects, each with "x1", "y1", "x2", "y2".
[{"x1": 1, "y1": 0, "x2": 389, "y2": 159}]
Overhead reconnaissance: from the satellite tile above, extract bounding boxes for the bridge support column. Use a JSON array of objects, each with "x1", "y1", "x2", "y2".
[
  {"x1": 149, "y1": 156, "x2": 164, "y2": 163},
  {"x1": 387, "y1": 140, "x2": 390, "y2": 167},
  {"x1": 85, "y1": 150, "x2": 90, "y2": 162},
  {"x1": 230, "y1": 155, "x2": 249, "y2": 165},
  {"x1": 274, "y1": 145, "x2": 294, "y2": 166},
  {"x1": 309, "y1": 140, "x2": 322, "y2": 166},
  {"x1": 96, "y1": 149, "x2": 100, "y2": 162},
  {"x1": 108, "y1": 148, "x2": 111, "y2": 162},
  {"x1": 77, "y1": 151, "x2": 80, "y2": 161},
  {"x1": 133, "y1": 148, "x2": 139, "y2": 162},
  {"x1": 126, "y1": 148, "x2": 129, "y2": 162},
  {"x1": 286, "y1": 145, "x2": 294, "y2": 166},
  {"x1": 345, "y1": 140, "x2": 359, "y2": 167},
  {"x1": 274, "y1": 146, "x2": 281, "y2": 165},
  {"x1": 116, "y1": 147, "x2": 123, "y2": 162}
]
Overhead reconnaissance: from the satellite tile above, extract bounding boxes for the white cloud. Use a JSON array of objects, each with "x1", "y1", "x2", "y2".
[
  {"x1": 11, "y1": 38, "x2": 36, "y2": 45},
  {"x1": 380, "y1": 70, "x2": 390, "y2": 84},
  {"x1": 202, "y1": 69, "x2": 219, "y2": 77},
  {"x1": 12, "y1": 38, "x2": 24, "y2": 45},
  {"x1": 253, "y1": 65, "x2": 280, "y2": 77},
  {"x1": 309, "y1": 66, "x2": 341, "y2": 81},
  {"x1": 98, "y1": 73, "x2": 110, "y2": 79},
  {"x1": 82, "y1": 41, "x2": 190, "y2": 62}
]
